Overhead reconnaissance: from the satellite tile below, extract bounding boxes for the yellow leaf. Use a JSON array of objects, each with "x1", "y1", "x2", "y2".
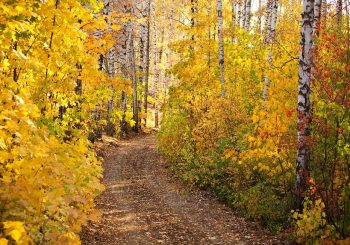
[
  {"x1": 0, "y1": 238, "x2": 8, "y2": 245},
  {"x1": 8, "y1": 230, "x2": 21, "y2": 242}
]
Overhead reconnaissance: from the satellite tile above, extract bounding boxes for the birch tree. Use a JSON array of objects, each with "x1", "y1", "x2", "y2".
[
  {"x1": 127, "y1": 6, "x2": 138, "y2": 132},
  {"x1": 232, "y1": 1, "x2": 236, "y2": 30},
  {"x1": 237, "y1": 0, "x2": 243, "y2": 28},
  {"x1": 243, "y1": 0, "x2": 252, "y2": 31},
  {"x1": 151, "y1": 0, "x2": 158, "y2": 127},
  {"x1": 257, "y1": 0, "x2": 262, "y2": 33},
  {"x1": 191, "y1": 0, "x2": 198, "y2": 43},
  {"x1": 143, "y1": 0, "x2": 151, "y2": 127},
  {"x1": 165, "y1": 0, "x2": 175, "y2": 89},
  {"x1": 295, "y1": 0, "x2": 315, "y2": 210},
  {"x1": 217, "y1": 0, "x2": 226, "y2": 97},
  {"x1": 117, "y1": 2, "x2": 132, "y2": 137},
  {"x1": 262, "y1": 0, "x2": 277, "y2": 102}
]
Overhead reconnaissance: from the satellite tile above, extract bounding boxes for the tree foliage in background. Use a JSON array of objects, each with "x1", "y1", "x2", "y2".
[
  {"x1": 158, "y1": 0, "x2": 350, "y2": 243},
  {"x1": 0, "y1": 0, "x2": 130, "y2": 243}
]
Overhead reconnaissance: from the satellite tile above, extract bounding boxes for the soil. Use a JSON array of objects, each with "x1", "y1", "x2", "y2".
[{"x1": 81, "y1": 133, "x2": 287, "y2": 245}]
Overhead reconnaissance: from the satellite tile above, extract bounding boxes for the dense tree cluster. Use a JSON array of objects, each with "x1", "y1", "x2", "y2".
[
  {"x1": 2, "y1": 0, "x2": 350, "y2": 243},
  {"x1": 158, "y1": 0, "x2": 350, "y2": 243}
]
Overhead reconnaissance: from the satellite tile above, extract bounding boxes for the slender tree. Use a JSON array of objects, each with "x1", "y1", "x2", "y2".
[
  {"x1": 151, "y1": 0, "x2": 158, "y2": 127},
  {"x1": 232, "y1": 0, "x2": 236, "y2": 31},
  {"x1": 295, "y1": 0, "x2": 316, "y2": 210},
  {"x1": 262, "y1": 0, "x2": 278, "y2": 102},
  {"x1": 139, "y1": 0, "x2": 151, "y2": 128},
  {"x1": 128, "y1": 6, "x2": 138, "y2": 132},
  {"x1": 337, "y1": 0, "x2": 342, "y2": 30},
  {"x1": 243, "y1": 0, "x2": 252, "y2": 31},
  {"x1": 237, "y1": 0, "x2": 243, "y2": 28},
  {"x1": 217, "y1": 0, "x2": 226, "y2": 97},
  {"x1": 191, "y1": 0, "x2": 198, "y2": 44},
  {"x1": 118, "y1": 2, "x2": 132, "y2": 137}
]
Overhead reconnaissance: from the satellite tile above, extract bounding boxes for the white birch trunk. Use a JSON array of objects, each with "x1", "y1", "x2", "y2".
[
  {"x1": 217, "y1": 0, "x2": 226, "y2": 97},
  {"x1": 262, "y1": 0, "x2": 277, "y2": 102},
  {"x1": 264, "y1": 0, "x2": 272, "y2": 43},
  {"x1": 232, "y1": 1, "x2": 237, "y2": 28},
  {"x1": 313, "y1": 0, "x2": 322, "y2": 35},
  {"x1": 295, "y1": 0, "x2": 315, "y2": 210}
]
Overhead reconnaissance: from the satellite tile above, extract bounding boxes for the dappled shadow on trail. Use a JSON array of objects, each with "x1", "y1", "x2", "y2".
[{"x1": 81, "y1": 134, "x2": 285, "y2": 245}]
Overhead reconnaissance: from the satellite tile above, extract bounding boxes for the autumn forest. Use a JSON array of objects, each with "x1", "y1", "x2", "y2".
[{"x1": 1, "y1": 0, "x2": 350, "y2": 244}]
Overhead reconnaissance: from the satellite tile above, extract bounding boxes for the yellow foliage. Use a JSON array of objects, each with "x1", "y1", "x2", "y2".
[
  {"x1": 0, "y1": 0, "x2": 117, "y2": 243},
  {"x1": 293, "y1": 198, "x2": 328, "y2": 244},
  {"x1": 0, "y1": 221, "x2": 32, "y2": 244}
]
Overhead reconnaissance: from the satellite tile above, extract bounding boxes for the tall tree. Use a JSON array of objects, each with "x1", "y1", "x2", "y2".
[
  {"x1": 337, "y1": 0, "x2": 342, "y2": 30},
  {"x1": 191, "y1": 0, "x2": 198, "y2": 43},
  {"x1": 262, "y1": 0, "x2": 278, "y2": 102},
  {"x1": 165, "y1": 0, "x2": 175, "y2": 89},
  {"x1": 140, "y1": 0, "x2": 151, "y2": 127},
  {"x1": 154, "y1": 0, "x2": 167, "y2": 128},
  {"x1": 237, "y1": 0, "x2": 243, "y2": 28},
  {"x1": 118, "y1": 2, "x2": 132, "y2": 137},
  {"x1": 232, "y1": 0, "x2": 236, "y2": 31},
  {"x1": 243, "y1": 0, "x2": 252, "y2": 31},
  {"x1": 295, "y1": 0, "x2": 316, "y2": 210},
  {"x1": 257, "y1": 0, "x2": 262, "y2": 33},
  {"x1": 128, "y1": 6, "x2": 138, "y2": 132},
  {"x1": 217, "y1": 0, "x2": 226, "y2": 97},
  {"x1": 151, "y1": 0, "x2": 158, "y2": 127}
]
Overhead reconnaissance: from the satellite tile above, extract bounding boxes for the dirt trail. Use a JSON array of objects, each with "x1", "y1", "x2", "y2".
[{"x1": 81, "y1": 134, "x2": 285, "y2": 245}]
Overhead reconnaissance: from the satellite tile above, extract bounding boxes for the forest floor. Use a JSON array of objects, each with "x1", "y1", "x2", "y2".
[{"x1": 81, "y1": 133, "x2": 287, "y2": 245}]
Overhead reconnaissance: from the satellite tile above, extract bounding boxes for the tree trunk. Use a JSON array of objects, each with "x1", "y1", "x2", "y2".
[
  {"x1": 105, "y1": 0, "x2": 116, "y2": 137},
  {"x1": 295, "y1": 0, "x2": 315, "y2": 210},
  {"x1": 322, "y1": 0, "x2": 327, "y2": 29},
  {"x1": 151, "y1": 0, "x2": 158, "y2": 127},
  {"x1": 257, "y1": 0, "x2": 262, "y2": 33},
  {"x1": 232, "y1": 1, "x2": 236, "y2": 30},
  {"x1": 118, "y1": 3, "x2": 132, "y2": 137},
  {"x1": 143, "y1": 0, "x2": 151, "y2": 128},
  {"x1": 217, "y1": 0, "x2": 226, "y2": 97},
  {"x1": 243, "y1": 0, "x2": 252, "y2": 31},
  {"x1": 191, "y1": 0, "x2": 198, "y2": 45},
  {"x1": 154, "y1": 0, "x2": 166, "y2": 128},
  {"x1": 120, "y1": 91, "x2": 127, "y2": 138},
  {"x1": 207, "y1": 3, "x2": 212, "y2": 66},
  {"x1": 264, "y1": 0, "x2": 272, "y2": 42},
  {"x1": 165, "y1": 0, "x2": 175, "y2": 88},
  {"x1": 262, "y1": 0, "x2": 277, "y2": 102},
  {"x1": 127, "y1": 11, "x2": 138, "y2": 132},
  {"x1": 337, "y1": 0, "x2": 342, "y2": 30},
  {"x1": 313, "y1": 0, "x2": 322, "y2": 35},
  {"x1": 237, "y1": 0, "x2": 243, "y2": 28}
]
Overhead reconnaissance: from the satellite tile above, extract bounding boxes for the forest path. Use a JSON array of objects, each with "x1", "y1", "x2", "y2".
[{"x1": 81, "y1": 134, "x2": 284, "y2": 245}]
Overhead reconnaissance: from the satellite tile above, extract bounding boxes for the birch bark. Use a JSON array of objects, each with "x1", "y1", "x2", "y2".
[
  {"x1": 262, "y1": 0, "x2": 277, "y2": 102},
  {"x1": 217, "y1": 0, "x2": 226, "y2": 97},
  {"x1": 127, "y1": 6, "x2": 138, "y2": 132},
  {"x1": 295, "y1": 0, "x2": 315, "y2": 210},
  {"x1": 243, "y1": 0, "x2": 252, "y2": 31}
]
